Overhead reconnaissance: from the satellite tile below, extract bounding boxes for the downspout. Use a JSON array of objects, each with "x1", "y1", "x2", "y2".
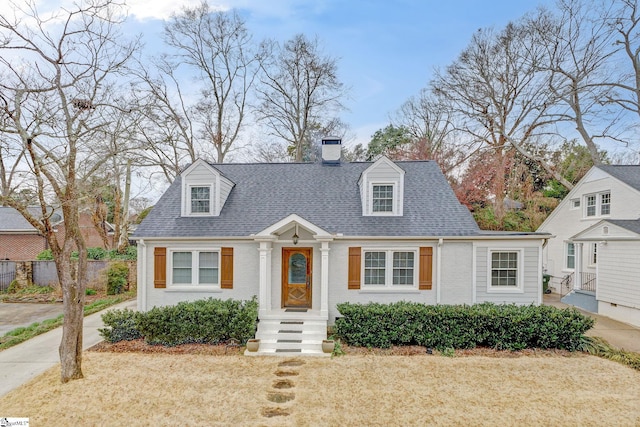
[
  {"x1": 436, "y1": 238, "x2": 443, "y2": 304},
  {"x1": 138, "y1": 239, "x2": 146, "y2": 312}
]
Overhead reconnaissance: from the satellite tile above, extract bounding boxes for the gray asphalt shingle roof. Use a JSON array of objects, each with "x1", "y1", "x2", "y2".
[
  {"x1": 133, "y1": 160, "x2": 481, "y2": 238},
  {"x1": 599, "y1": 165, "x2": 640, "y2": 192},
  {"x1": 606, "y1": 219, "x2": 640, "y2": 235},
  {"x1": 0, "y1": 207, "x2": 60, "y2": 232}
]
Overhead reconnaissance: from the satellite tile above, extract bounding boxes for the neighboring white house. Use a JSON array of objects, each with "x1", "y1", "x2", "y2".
[
  {"x1": 133, "y1": 138, "x2": 549, "y2": 355},
  {"x1": 538, "y1": 165, "x2": 640, "y2": 327}
]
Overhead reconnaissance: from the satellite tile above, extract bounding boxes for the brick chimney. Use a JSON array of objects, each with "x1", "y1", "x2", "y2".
[{"x1": 321, "y1": 137, "x2": 341, "y2": 165}]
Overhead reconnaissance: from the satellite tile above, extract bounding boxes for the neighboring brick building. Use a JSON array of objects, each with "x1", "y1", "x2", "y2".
[{"x1": 0, "y1": 207, "x2": 114, "y2": 260}]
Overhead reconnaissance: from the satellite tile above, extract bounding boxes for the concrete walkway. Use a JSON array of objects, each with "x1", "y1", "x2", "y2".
[
  {"x1": 544, "y1": 293, "x2": 640, "y2": 353},
  {"x1": 0, "y1": 299, "x2": 136, "y2": 398}
]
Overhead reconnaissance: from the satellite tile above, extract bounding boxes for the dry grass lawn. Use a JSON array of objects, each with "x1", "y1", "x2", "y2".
[{"x1": 1, "y1": 352, "x2": 639, "y2": 426}]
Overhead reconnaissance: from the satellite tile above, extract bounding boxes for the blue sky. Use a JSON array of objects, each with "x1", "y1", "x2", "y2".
[
  {"x1": 9, "y1": 0, "x2": 554, "y2": 147},
  {"x1": 115, "y1": 0, "x2": 556, "y2": 147}
]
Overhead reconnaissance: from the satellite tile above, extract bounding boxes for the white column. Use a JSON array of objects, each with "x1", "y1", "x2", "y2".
[
  {"x1": 319, "y1": 240, "x2": 331, "y2": 319},
  {"x1": 574, "y1": 243, "x2": 583, "y2": 291},
  {"x1": 257, "y1": 240, "x2": 273, "y2": 318}
]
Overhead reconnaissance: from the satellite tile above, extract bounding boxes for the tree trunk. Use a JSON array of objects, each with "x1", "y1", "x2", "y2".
[{"x1": 56, "y1": 199, "x2": 87, "y2": 383}]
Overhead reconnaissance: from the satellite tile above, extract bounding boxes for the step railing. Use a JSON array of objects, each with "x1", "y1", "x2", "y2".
[{"x1": 560, "y1": 272, "x2": 596, "y2": 295}]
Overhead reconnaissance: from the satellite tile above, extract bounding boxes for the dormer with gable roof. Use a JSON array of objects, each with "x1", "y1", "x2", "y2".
[
  {"x1": 180, "y1": 159, "x2": 235, "y2": 217},
  {"x1": 358, "y1": 156, "x2": 405, "y2": 216}
]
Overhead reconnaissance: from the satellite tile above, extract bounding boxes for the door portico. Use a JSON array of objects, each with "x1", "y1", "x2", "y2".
[{"x1": 254, "y1": 214, "x2": 333, "y2": 320}]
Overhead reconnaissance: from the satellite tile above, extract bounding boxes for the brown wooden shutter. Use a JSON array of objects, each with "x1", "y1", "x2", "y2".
[
  {"x1": 154, "y1": 247, "x2": 166, "y2": 288},
  {"x1": 348, "y1": 247, "x2": 361, "y2": 290},
  {"x1": 419, "y1": 247, "x2": 433, "y2": 290},
  {"x1": 220, "y1": 247, "x2": 234, "y2": 289}
]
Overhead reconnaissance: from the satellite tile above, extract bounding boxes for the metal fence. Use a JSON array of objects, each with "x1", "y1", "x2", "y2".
[{"x1": 0, "y1": 261, "x2": 16, "y2": 292}]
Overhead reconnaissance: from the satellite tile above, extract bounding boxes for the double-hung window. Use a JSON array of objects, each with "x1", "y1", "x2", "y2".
[
  {"x1": 363, "y1": 250, "x2": 416, "y2": 288},
  {"x1": 190, "y1": 186, "x2": 211, "y2": 214},
  {"x1": 566, "y1": 243, "x2": 575, "y2": 270},
  {"x1": 372, "y1": 185, "x2": 394, "y2": 213},
  {"x1": 600, "y1": 193, "x2": 610, "y2": 215},
  {"x1": 171, "y1": 250, "x2": 219, "y2": 286},
  {"x1": 488, "y1": 250, "x2": 522, "y2": 292},
  {"x1": 584, "y1": 191, "x2": 610, "y2": 217}
]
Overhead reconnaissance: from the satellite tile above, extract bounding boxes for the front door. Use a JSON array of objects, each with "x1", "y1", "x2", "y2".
[{"x1": 282, "y1": 247, "x2": 312, "y2": 308}]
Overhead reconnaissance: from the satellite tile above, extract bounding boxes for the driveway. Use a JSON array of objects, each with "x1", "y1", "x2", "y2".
[{"x1": 0, "y1": 302, "x2": 64, "y2": 336}]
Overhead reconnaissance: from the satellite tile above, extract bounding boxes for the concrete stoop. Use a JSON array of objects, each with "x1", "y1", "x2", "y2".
[
  {"x1": 561, "y1": 290, "x2": 598, "y2": 313},
  {"x1": 244, "y1": 318, "x2": 330, "y2": 357}
]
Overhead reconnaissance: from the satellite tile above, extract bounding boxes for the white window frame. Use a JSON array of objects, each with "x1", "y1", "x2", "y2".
[
  {"x1": 361, "y1": 248, "x2": 419, "y2": 289},
  {"x1": 368, "y1": 182, "x2": 398, "y2": 216},
  {"x1": 188, "y1": 184, "x2": 214, "y2": 216},
  {"x1": 487, "y1": 249, "x2": 524, "y2": 293},
  {"x1": 168, "y1": 248, "x2": 220, "y2": 288},
  {"x1": 584, "y1": 191, "x2": 610, "y2": 218},
  {"x1": 570, "y1": 199, "x2": 580, "y2": 210},
  {"x1": 565, "y1": 242, "x2": 575, "y2": 271}
]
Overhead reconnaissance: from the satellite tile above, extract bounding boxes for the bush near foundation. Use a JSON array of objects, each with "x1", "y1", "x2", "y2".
[
  {"x1": 334, "y1": 302, "x2": 594, "y2": 351},
  {"x1": 99, "y1": 297, "x2": 258, "y2": 346}
]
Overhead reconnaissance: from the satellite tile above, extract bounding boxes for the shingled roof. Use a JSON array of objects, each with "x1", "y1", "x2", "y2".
[
  {"x1": 0, "y1": 207, "x2": 61, "y2": 233},
  {"x1": 134, "y1": 160, "x2": 481, "y2": 238},
  {"x1": 599, "y1": 165, "x2": 640, "y2": 192}
]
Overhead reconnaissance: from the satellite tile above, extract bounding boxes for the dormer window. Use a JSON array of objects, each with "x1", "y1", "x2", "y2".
[
  {"x1": 190, "y1": 186, "x2": 211, "y2": 214},
  {"x1": 180, "y1": 159, "x2": 235, "y2": 217},
  {"x1": 359, "y1": 157, "x2": 405, "y2": 217},
  {"x1": 372, "y1": 184, "x2": 394, "y2": 213}
]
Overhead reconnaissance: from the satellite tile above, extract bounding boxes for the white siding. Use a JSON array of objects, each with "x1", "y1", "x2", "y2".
[
  {"x1": 539, "y1": 169, "x2": 640, "y2": 291},
  {"x1": 598, "y1": 241, "x2": 640, "y2": 309},
  {"x1": 475, "y1": 244, "x2": 540, "y2": 305},
  {"x1": 439, "y1": 242, "x2": 474, "y2": 304},
  {"x1": 359, "y1": 157, "x2": 404, "y2": 216}
]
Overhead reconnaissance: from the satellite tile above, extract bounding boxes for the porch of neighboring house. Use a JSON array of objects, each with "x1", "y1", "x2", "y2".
[{"x1": 560, "y1": 271, "x2": 598, "y2": 313}]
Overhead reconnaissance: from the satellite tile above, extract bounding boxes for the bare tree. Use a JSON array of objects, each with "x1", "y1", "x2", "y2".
[
  {"x1": 392, "y1": 89, "x2": 468, "y2": 177},
  {"x1": 0, "y1": 0, "x2": 138, "y2": 382},
  {"x1": 131, "y1": 58, "x2": 198, "y2": 182},
  {"x1": 533, "y1": 1, "x2": 622, "y2": 165},
  {"x1": 163, "y1": 3, "x2": 259, "y2": 163},
  {"x1": 256, "y1": 34, "x2": 347, "y2": 162},
  {"x1": 432, "y1": 18, "x2": 572, "y2": 218}
]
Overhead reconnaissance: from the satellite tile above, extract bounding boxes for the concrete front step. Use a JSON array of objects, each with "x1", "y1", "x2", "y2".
[{"x1": 246, "y1": 316, "x2": 329, "y2": 356}]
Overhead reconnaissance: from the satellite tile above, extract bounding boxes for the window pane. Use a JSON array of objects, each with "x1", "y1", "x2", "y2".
[
  {"x1": 191, "y1": 186, "x2": 210, "y2": 213},
  {"x1": 172, "y1": 252, "x2": 192, "y2": 284},
  {"x1": 601, "y1": 193, "x2": 610, "y2": 215},
  {"x1": 491, "y1": 251, "x2": 518, "y2": 287},
  {"x1": 288, "y1": 253, "x2": 307, "y2": 284},
  {"x1": 586, "y1": 195, "x2": 596, "y2": 216},
  {"x1": 364, "y1": 251, "x2": 386, "y2": 285},
  {"x1": 567, "y1": 243, "x2": 575, "y2": 269},
  {"x1": 199, "y1": 252, "x2": 218, "y2": 284},
  {"x1": 392, "y1": 252, "x2": 414, "y2": 285},
  {"x1": 372, "y1": 185, "x2": 393, "y2": 212}
]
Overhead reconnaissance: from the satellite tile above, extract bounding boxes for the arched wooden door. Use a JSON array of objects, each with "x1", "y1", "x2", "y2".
[{"x1": 282, "y1": 247, "x2": 312, "y2": 308}]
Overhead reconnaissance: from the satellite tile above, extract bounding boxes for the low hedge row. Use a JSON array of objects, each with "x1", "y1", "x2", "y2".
[
  {"x1": 99, "y1": 297, "x2": 258, "y2": 346},
  {"x1": 334, "y1": 302, "x2": 594, "y2": 351}
]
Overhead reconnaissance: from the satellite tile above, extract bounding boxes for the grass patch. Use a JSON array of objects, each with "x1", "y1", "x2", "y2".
[
  {"x1": 0, "y1": 292, "x2": 134, "y2": 351},
  {"x1": 1, "y1": 353, "x2": 639, "y2": 425}
]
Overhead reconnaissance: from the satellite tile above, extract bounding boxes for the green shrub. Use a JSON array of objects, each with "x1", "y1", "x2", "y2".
[
  {"x1": 86, "y1": 288, "x2": 97, "y2": 295},
  {"x1": 135, "y1": 297, "x2": 258, "y2": 346},
  {"x1": 35, "y1": 249, "x2": 54, "y2": 260},
  {"x1": 334, "y1": 302, "x2": 594, "y2": 352},
  {"x1": 99, "y1": 309, "x2": 143, "y2": 343},
  {"x1": 107, "y1": 246, "x2": 137, "y2": 260},
  {"x1": 87, "y1": 247, "x2": 108, "y2": 260},
  {"x1": 106, "y1": 262, "x2": 129, "y2": 295}
]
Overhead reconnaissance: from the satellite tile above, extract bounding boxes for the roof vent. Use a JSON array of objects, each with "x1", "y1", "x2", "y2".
[
  {"x1": 321, "y1": 137, "x2": 341, "y2": 165},
  {"x1": 603, "y1": 226, "x2": 609, "y2": 235}
]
